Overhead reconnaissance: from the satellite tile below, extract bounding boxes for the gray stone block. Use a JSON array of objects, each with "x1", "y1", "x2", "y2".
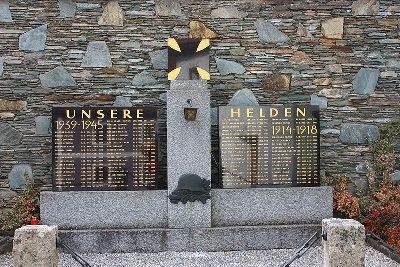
[
  {"x1": 0, "y1": 57, "x2": 4, "y2": 77},
  {"x1": 8, "y1": 164, "x2": 33, "y2": 190},
  {"x1": 149, "y1": 49, "x2": 168, "y2": 70},
  {"x1": 210, "y1": 107, "x2": 218, "y2": 126},
  {"x1": 211, "y1": 7, "x2": 246, "y2": 19},
  {"x1": 228, "y1": 89, "x2": 259, "y2": 106},
  {"x1": 215, "y1": 58, "x2": 245, "y2": 75},
  {"x1": 58, "y1": 0, "x2": 76, "y2": 18},
  {"x1": 98, "y1": 0, "x2": 124, "y2": 26},
  {"x1": 132, "y1": 70, "x2": 158, "y2": 86},
  {"x1": 339, "y1": 123, "x2": 379, "y2": 144},
  {"x1": 0, "y1": 123, "x2": 22, "y2": 146},
  {"x1": 211, "y1": 187, "x2": 333, "y2": 226},
  {"x1": 39, "y1": 66, "x2": 76, "y2": 88},
  {"x1": 322, "y1": 218, "x2": 365, "y2": 267},
  {"x1": 154, "y1": 0, "x2": 182, "y2": 17},
  {"x1": 35, "y1": 116, "x2": 51, "y2": 135},
  {"x1": 13, "y1": 225, "x2": 58, "y2": 267},
  {"x1": 81, "y1": 41, "x2": 112, "y2": 68},
  {"x1": 352, "y1": 0, "x2": 379, "y2": 16},
  {"x1": 310, "y1": 95, "x2": 328, "y2": 109},
  {"x1": 255, "y1": 20, "x2": 289, "y2": 43},
  {"x1": 0, "y1": 0, "x2": 12, "y2": 22},
  {"x1": 58, "y1": 224, "x2": 321, "y2": 253},
  {"x1": 113, "y1": 96, "x2": 132, "y2": 107},
  {"x1": 40, "y1": 190, "x2": 168, "y2": 230},
  {"x1": 76, "y1": 3, "x2": 100, "y2": 10},
  {"x1": 390, "y1": 170, "x2": 400, "y2": 185},
  {"x1": 19, "y1": 25, "x2": 48, "y2": 51},
  {"x1": 352, "y1": 68, "x2": 380, "y2": 95},
  {"x1": 167, "y1": 80, "x2": 211, "y2": 228}
]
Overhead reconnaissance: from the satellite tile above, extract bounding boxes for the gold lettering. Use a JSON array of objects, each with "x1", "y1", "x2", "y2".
[
  {"x1": 123, "y1": 109, "x2": 132, "y2": 119},
  {"x1": 82, "y1": 110, "x2": 91, "y2": 119},
  {"x1": 96, "y1": 109, "x2": 105, "y2": 119},
  {"x1": 136, "y1": 109, "x2": 143, "y2": 119},
  {"x1": 230, "y1": 108, "x2": 241, "y2": 118},
  {"x1": 110, "y1": 109, "x2": 117, "y2": 119},
  {"x1": 285, "y1": 108, "x2": 291, "y2": 117},
  {"x1": 246, "y1": 108, "x2": 254, "y2": 118},
  {"x1": 296, "y1": 107, "x2": 306, "y2": 117},
  {"x1": 270, "y1": 108, "x2": 278, "y2": 117},
  {"x1": 66, "y1": 109, "x2": 75, "y2": 119},
  {"x1": 259, "y1": 108, "x2": 265, "y2": 118}
]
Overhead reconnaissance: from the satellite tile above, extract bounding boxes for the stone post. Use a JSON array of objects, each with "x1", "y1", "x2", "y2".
[
  {"x1": 167, "y1": 80, "x2": 211, "y2": 228},
  {"x1": 13, "y1": 225, "x2": 58, "y2": 267},
  {"x1": 322, "y1": 218, "x2": 365, "y2": 267}
]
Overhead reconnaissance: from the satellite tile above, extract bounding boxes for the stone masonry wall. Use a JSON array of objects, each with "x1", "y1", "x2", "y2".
[{"x1": 0, "y1": 0, "x2": 399, "y2": 215}]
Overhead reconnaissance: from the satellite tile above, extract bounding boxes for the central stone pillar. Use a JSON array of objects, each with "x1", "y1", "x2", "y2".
[{"x1": 167, "y1": 80, "x2": 211, "y2": 228}]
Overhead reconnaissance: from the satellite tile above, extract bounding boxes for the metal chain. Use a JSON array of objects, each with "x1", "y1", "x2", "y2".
[
  {"x1": 57, "y1": 237, "x2": 92, "y2": 267},
  {"x1": 279, "y1": 232, "x2": 320, "y2": 267}
]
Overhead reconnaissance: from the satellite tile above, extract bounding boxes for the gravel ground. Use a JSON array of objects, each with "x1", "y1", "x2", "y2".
[{"x1": 0, "y1": 247, "x2": 399, "y2": 267}]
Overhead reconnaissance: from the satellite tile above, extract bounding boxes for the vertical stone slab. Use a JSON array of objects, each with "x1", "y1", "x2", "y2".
[
  {"x1": 322, "y1": 218, "x2": 365, "y2": 267},
  {"x1": 167, "y1": 80, "x2": 211, "y2": 228},
  {"x1": 13, "y1": 225, "x2": 58, "y2": 267}
]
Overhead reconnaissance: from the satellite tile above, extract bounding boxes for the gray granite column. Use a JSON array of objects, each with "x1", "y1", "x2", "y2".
[{"x1": 167, "y1": 80, "x2": 211, "y2": 228}]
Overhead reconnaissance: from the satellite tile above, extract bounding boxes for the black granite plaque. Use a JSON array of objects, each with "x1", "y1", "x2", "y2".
[
  {"x1": 52, "y1": 107, "x2": 158, "y2": 191},
  {"x1": 219, "y1": 105, "x2": 320, "y2": 188}
]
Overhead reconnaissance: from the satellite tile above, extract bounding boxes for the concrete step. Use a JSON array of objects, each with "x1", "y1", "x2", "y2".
[{"x1": 58, "y1": 224, "x2": 321, "y2": 253}]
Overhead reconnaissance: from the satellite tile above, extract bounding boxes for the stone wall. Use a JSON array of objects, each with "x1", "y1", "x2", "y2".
[{"x1": 0, "y1": 0, "x2": 399, "y2": 214}]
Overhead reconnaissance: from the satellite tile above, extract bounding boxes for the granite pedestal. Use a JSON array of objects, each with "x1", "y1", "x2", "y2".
[{"x1": 167, "y1": 80, "x2": 211, "y2": 228}]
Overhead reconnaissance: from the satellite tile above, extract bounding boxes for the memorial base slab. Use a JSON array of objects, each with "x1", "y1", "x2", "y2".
[{"x1": 58, "y1": 224, "x2": 322, "y2": 253}]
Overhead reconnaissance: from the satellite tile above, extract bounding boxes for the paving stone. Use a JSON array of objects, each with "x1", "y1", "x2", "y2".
[
  {"x1": 262, "y1": 74, "x2": 291, "y2": 91},
  {"x1": 0, "y1": 122, "x2": 22, "y2": 146},
  {"x1": 228, "y1": 89, "x2": 258, "y2": 106},
  {"x1": 352, "y1": 68, "x2": 380, "y2": 95},
  {"x1": 215, "y1": 58, "x2": 245, "y2": 75},
  {"x1": 19, "y1": 25, "x2": 48, "y2": 51},
  {"x1": 310, "y1": 95, "x2": 328, "y2": 109},
  {"x1": 131, "y1": 70, "x2": 158, "y2": 86},
  {"x1": 255, "y1": 20, "x2": 289, "y2": 43},
  {"x1": 189, "y1": 20, "x2": 218, "y2": 39},
  {"x1": 0, "y1": 57, "x2": 4, "y2": 77},
  {"x1": 339, "y1": 123, "x2": 379, "y2": 144},
  {"x1": 98, "y1": 1, "x2": 124, "y2": 26},
  {"x1": 211, "y1": 6, "x2": 246, "y2": 19},
  {"x1": 35, "y1": 116, "x2": 51, "y2": 135},
  {"x1": 0, "y1": 99, "x2": 27, "y2": 111},
  {"x1": 352, "y1": 0, "x2": 379, "y2": 16},
  {"x1": 39, "y1": 66, "x2": 76, "y2": 88},
  {"x1": 59, "y1": 0, "x2": 76, "y2": 18},
  {"x1": 81, "y1": 41, "x2": 112, "y2": 68},
  {"x1": 8, "y1": 164, "x2": 33, "y2": 190},
  {"x1": 321, "y1": 17, "x2": 344, "y2": 39},
  {"x1": 113, "y1": 96, "x2": 132, "y2": 107},
  {"x1": 149, "y1": 49, "x2": 168, "y2": 70},
  {"x1": 0, "y1": 0, "x2": 12, "y2": 22},
  {"x1": 154, "y1": 0, "x2": 182, "y2": 17}
]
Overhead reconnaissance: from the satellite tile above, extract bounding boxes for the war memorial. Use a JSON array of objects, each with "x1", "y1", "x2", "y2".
[{"x1": 0, "y1": 0, "x2": 399, "y2": 266}]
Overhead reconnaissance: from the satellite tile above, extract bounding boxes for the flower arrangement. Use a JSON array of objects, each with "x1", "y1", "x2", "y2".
[{"x1": 0, "y1": 181, "x2": 40, "y2": 231}]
